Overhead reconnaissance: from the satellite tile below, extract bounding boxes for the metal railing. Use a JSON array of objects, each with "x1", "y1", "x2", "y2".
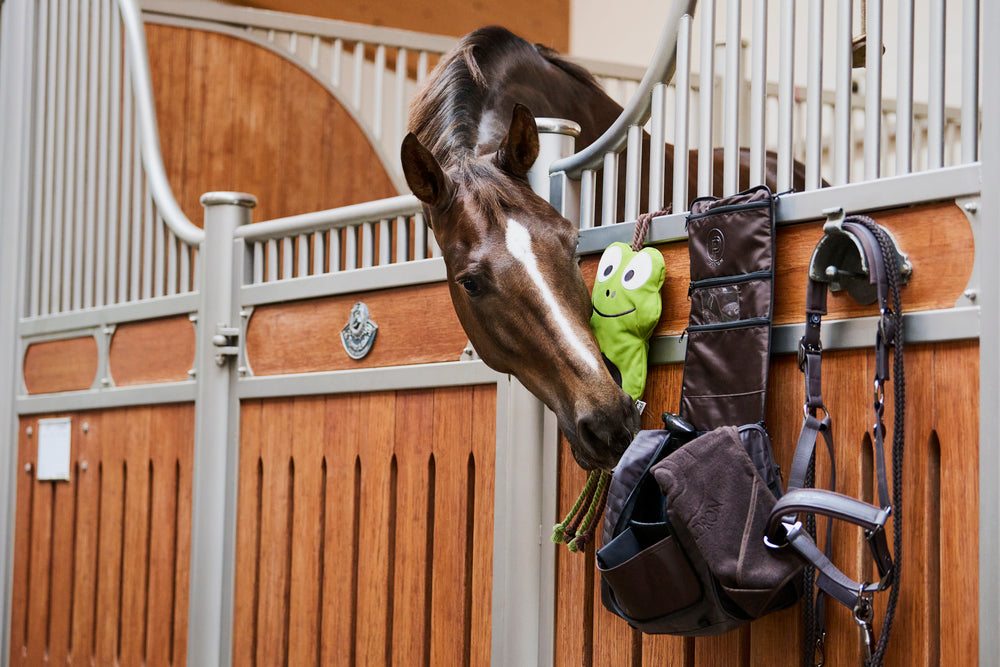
[
  {"x1": 551, "y1": 0, "x2": 982, "y2": 228},
  {"x1": 20, "y1": 0, "x2": 203, "y2": 320}
]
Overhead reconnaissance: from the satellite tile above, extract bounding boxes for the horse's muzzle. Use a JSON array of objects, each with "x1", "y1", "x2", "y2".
[{"x1": 573, "y1": 393, "x2": 641, "y2": 471}]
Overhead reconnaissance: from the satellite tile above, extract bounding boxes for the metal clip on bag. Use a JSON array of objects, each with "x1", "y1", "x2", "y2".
[{"x1": 597, "y1": 186, "x2": 801, "y2": 636}]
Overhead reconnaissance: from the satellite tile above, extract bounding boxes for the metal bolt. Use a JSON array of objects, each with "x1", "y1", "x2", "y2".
[
  {"x1": 82, "y1": 422, "x2": 89, "y2": 433},
  {"x1": 26, "y1": 426, "x2": 32, "y2": 436},
  {"x1": 964, "y1": 289, "x2": 978, "y2": 303},
  {"x1": 238, "y1": 366, "x2": 248, "y2": 376},
  {"x1": 964, "y1": 201, "x2": 979, "y2": 213},
  {"x1": 102, "y1": 327, "x2": 114, "y2": 335},
  {"x1": 80, "y1": 461, "x2": 88, "y2": 471},
  {"x1": 240, "y1": 310, "x2": 249, "y2": 318},
  {"x1": 188, "y1": 368, "x2": 197, "y2": 377},
  {"x1": 24, "y1": 463, "x2": 32, "y2": 473},
  {"x1": 101, "y1": 377, "x2": 111, "y2": 386}
]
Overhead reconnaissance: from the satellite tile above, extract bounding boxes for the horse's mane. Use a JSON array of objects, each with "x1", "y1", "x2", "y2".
[{"x1": 408, "y1": 26, "x2": 603, "y2": 166}]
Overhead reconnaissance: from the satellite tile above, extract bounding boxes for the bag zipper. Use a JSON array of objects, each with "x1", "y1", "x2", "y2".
[
  {"x1": 688, "y1": 270, "x2": 773, "y2": 296},
  {"x1": 685, "y1": 316, "x2": 771, "y2": 333},
  {"x1": 685, "y1": 197, "x2": 771, "y2": 225}
]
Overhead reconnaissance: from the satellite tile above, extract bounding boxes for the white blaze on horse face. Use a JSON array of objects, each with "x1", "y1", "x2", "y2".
[{"x1": 505, "y1": 219, "x2": 599, "y2": 373}]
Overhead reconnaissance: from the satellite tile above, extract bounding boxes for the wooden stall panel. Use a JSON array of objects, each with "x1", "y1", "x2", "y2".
[
  {"x1": 580, "y1": 202, "x2": 974, "y2": 336},
  {"x1": 234, "y1": 386, "x2": 496, "y2": 665},
  {"x1": 551, "y1": 343, "x2": 978, "y2": 667},
  {"x1": 147, "y1": 26, "x2": 399, "y2": 225},
  {"x1": 109, "y1": 315, "x2": 196, "y2": 386},
  {"x1": 22, "y1": 336, "x2": 99, "y2": 394},
  {"x1": 8, "y1": 404, "x2": 194, "y2": 667},
  {"x1": 245, "y1": 283, "x2": 467, "y2": 374}
]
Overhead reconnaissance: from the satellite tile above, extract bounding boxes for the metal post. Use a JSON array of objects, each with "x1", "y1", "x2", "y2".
[
  {"x1": 534, "y1": 117, "x2": 581, "y2": 224},
  {"x1": 0, "y1": 0, "x2": 36, "y2": 660},
  {"x1": 188, "y1": 191, "x2": 256, "y2": 667},
  {"x1": 980, "y1": 1, "x2": 1000, "y2": 661}
]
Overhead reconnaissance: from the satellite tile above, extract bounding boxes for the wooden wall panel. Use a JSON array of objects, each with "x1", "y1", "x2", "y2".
[
  {"x1": 22, "y1": 336, "x2": 98, "y2": 394},
  {"x1": 223, "y1": 0, "x2": 571, "y2": 52},
  {"x1": 8, "y1": 405, "x2": 194, "y2": 667},
  {"x1": 245, "y1": 283, "x2": 467, "y2": 374},
  {"x1": 109, "y1": 315, "x2": 196, "y2": 386},
  {"x1": 581, "y1": 202, "x2": 974, "y2": 336},
  {"x1": 552, "y1": 343, "x2": 979, "y2": 667},
  {"x1": 146, "y1": 25, "x2": 399, "y2": 225},
  {"x1": 234, "y1": 386, "x2": 496, "y2": 664}
]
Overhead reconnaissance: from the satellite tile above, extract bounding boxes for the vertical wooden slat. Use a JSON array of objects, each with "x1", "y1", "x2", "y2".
[
  {"x1": 355, "y1": 391, "x2": 396, "y2": 664},
  {"x1": 69, "y1": 411, "x2": 103, "y2": 666},
  {"x1": 233, "y1": 400, "x2": 263, "y2": 666},
  {"x1": 286, "y1": 396, "x2": 325, "y2": 665},
  {"x1": 93, "y1": 408, "x2": 125, "y2": 662},
  {"x1": 256, "y1": 398, "x2": 294, "y2": 664},
  {"x1": 470, "y1": 385, "x2": 496, "y2": 667},
  {"x1": 118, "y1": 407, "x2": 152, "y2": 664},
  {"x1": 429, "y1": 386, "x2": 473, "y2": 666},
  {"x1": 392, "y1": 390, "x2": 435, "y2": 664},
  {"x1": 9, "y1": 419, "x2": 34, "y2": 665},
  {"x1": 554, "y1": 436, "x2": 590, "y2": 666},
  {"x1": 934, "y1": 341, "x2": 978, "y2": 666}
]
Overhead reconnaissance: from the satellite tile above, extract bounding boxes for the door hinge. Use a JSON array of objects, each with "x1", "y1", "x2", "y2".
[{"x1": 212, "y1": 325, "x2": 240, "y2": 365}]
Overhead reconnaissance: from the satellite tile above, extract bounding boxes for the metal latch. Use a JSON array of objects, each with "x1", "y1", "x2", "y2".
[{"x1": 212, "y1": 325, "x2": 240, "y2": 365}]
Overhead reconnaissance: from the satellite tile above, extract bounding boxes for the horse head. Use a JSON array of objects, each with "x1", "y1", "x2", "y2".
[{"x1": 402, "y1": 104, "x2": 640, "y2": 470}]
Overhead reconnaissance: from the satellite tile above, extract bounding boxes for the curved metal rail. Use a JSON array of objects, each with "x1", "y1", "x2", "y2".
[
  {"x1": 118, "y1": 0, "x2": 204, "y2": 246},
  {"x1": 548, "y1": 0, "x2": 697, "y2": 179}
]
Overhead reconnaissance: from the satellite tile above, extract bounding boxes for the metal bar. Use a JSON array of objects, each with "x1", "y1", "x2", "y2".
[
  {"x1": 806, "y1": 0, "x2": 824, "y2": 190},
  {"x1": 281, "y1": 236, "x2": 293, "y2": 280},
  {"x1": 378, "y1": 218, "x2": 391, "y2": 265},
  {"x1": 896, "y1": 0, "x2": 915, "y2": 175},
  {"x1": 308, "y1": 34, "x2": 319, "y2": 68},
  {"x1": 144, "y1": 180, "x2": 156, "y2": 299},
  {"x1": 373, "y1": 44, "x2": 385, "y2": 139},
  {"x1": 236, "y1": 194, "x2": 420, "y2": 240},
  {"x1": 72, "y1": 0, "x2": 90, "y2": 310},
  {"x1": 395, "y1": 47, "x2": 407, "y2": 157},
  {"x1": 833, "y1": 0, "x2": 852, "y2": 185},
  {"x1": 361, "y1": 222, "x2": 374, "y2": 268},
  {"x1": 344, "y1": 225, "x2": 357, "y2": 270},
  {"x1": 253, "y1": 241, "x2": 264, "y2": 284},
  {"x1": 395, "y1": 215, "x2": 408, "y2": 264},
  {"x1": 119, "y1": 57, "x2": 134, "y2": 303},
  {"x1": 722, "y1": 0, "x2": 741, "y2": 194},
  {"x1": 624, "y1": 125, "x2": 642, "y2": 220},
  {"x1": 167, "y1": 230, "x2": 178, "y2": 295},
  {"x1": 28, "y1": 0, "x2": 51, "y2": 317},
  {"x1": 580, "y1": 169, "x2": 597, "y2": 230},
  {"x1": 698, "y1": 0, "x2": 716, "y2": 197},
  {"x1": 417, "y1": 50, "x2": 428, "y2": 84},
  {"x1": 181, "y1": 237, "x2": 192, "y2": 292},
  {"x1": 51, "y1": 0, "x2": 69, "y2": 313},
  {"x1": 106, "y1": 0, "x2": 123, "y2": 304},
  {"x1": 352, "y1": 40, "x2": 363, "y2": 110},
  {"x1": 331, "y1": 37, "x2": 342, "y2": 87},
  {"x1": 864, "y1": 0, "x2": 884, "y2": 181},
  {"x1": 84, "y1": 0, "x2": 101, "y2": 309},
  {"x1": 266, "y1": 238, "x2": 278, "y2": 282},
  {"x1": 129, "y1": 99, "x2": 143, "y2": 302},
  {"x1": 64, "y1": 0, "x2": 81, "y2": 311},
  {"x1": 750, "y1": 0, "x2": 768, "y2": 188},
  {"x1": 329, "y1": 228, "x2": 341, "y2": 271},
  {"x1": 962, "y1": 0, "x2": 980, "y2": 162},
  {"x1": 312, "y1": 231, "x2": 325, "y2": 275},
  {"x1": 648, "y1": 82, "x2": 666, "y2": 213},
  {"x1": 777, "y1": 0, "x2": 795, "y2": 190},
  {"x1": 413, "y1": 213, "x2": 426, "y2": 261},
  {"x1": 673, "y1": 15, "x2": 691, "y2": 213},
  {"x1": 927, "y1": 0, "x2": 946, "y2": 169},
  {"x1": 296, "y1": 234, "x2": 308, "y2": 277},
  {"x1": 601, "y1": 151, "x2": 618, "y2": 226},
  {"x1": 17, "y1": 382, "x2": 198, "y2": 415}
]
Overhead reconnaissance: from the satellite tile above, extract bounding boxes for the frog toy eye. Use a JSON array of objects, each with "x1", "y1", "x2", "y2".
[
  {"x1": 621, "y1": 251, "x2": 654, "y2": 290},
  {"x1": 596, "y1": 244, "x2": 623, "y2": 283}
]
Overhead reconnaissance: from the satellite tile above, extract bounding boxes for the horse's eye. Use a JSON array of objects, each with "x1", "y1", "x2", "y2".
[{"x1": 460, "y1": 278, "x2": 481, "y2": 296}]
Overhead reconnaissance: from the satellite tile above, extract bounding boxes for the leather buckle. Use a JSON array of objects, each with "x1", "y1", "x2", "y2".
[
  {"x1": 797, "y1": 338, "x2": 821, "y2": 371},
  {"x1": 864, "y1": 507, "x2": 895, "y2": 589}
]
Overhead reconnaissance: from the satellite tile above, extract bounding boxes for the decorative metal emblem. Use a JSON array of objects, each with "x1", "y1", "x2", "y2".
[
  {"x1": 707, "y1": 228, "x2": 725, "y2": 267},
  {"x1": 341, "y1": 302, "x2": 378, "y2": 360}
]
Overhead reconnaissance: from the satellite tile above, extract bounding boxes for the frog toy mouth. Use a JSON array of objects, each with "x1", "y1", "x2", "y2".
[{"x1": 593, "y1": 305, "x2": 636, "y2": 318}]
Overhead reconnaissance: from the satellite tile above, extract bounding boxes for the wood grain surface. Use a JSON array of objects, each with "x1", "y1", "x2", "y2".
[
  {"x1": 9, "y1": 404, "x2": 193, "y2": 667},
  {"x1": 109, "y1": 315, "x2": 195, "y2": 386},
  {"x1": 147, "y1": 25, "x2": 399, "y2": 225},
  {"x1": 22, "y1": 336, "x2": 98, "y2": 395},
  {"x1": 233, "y1": 387, "x2": 496, "y2": 664},
  {"x1": 245, "y1": 283, "x2": 468, "y2": 374}
]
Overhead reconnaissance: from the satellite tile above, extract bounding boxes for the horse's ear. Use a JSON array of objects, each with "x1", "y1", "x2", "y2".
[
  {"x1": 401, "y1": 133, "x2": 452, "y2": 209},
  {"x1": 494, "y1": 103, "x2": 539, "y2": 178}
]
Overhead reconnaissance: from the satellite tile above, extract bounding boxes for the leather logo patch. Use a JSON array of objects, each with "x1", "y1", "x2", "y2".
[{"x1": 707, "y1": 228, "x2": 725, "y2": 267}]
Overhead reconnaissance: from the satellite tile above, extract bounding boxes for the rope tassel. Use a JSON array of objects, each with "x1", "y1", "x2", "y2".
[{"x1": 552, "y1": 470, "x2": 611, "y2": 552}]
